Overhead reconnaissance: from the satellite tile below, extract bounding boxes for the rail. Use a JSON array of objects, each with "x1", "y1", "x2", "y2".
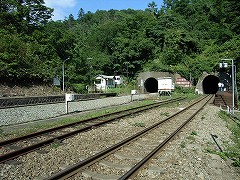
[
  {"x1": 0, "y1": 97, "x2": 185, "y2": 163},
  {"x1": 0, "y1": 93, "x2": 117, "y2": 108},
  {"x1": 45, "y1": 95, "x2": 213, "y2": 179}
]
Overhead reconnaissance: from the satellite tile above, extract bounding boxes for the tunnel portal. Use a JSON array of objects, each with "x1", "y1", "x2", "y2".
[
  {"x1": 202, "y1": 75, "x2": 219, "y2": 94},
  {"x1": 144, "y1": 77, "x2": 158, "y2": 93},
  {"x1": 143, "y1": 74, "x2": 221, "y2": 94}
]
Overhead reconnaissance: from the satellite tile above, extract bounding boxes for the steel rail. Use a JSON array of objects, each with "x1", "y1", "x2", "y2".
[
  {"x1": 0, "y1": 93, "x2": 117, "y2": 109},
  {"x1": 119, "y1": 95, "x2": 213, "y2": 179},
  {"x1": 0, "y1": 97, "x2": 184, "y2": 147},
  {"x1": 218, "y1": 94, "x2": 227, "y2": 108},
  {"x1": 0, "y1": 97, "x2": 185, "y2": 163},
  {"x1": 45, "y1": 95, "x2": 211, "y2": 180}
]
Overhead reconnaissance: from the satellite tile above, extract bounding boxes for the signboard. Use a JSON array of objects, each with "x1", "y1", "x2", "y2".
[
  {"x1": 53, "y1": 77, "x2": 61, "y2": 86},
  {"x1": 219, "y1": 62, "x2": 228, "y2": 68}
]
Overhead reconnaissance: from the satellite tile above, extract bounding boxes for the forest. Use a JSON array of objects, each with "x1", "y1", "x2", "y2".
[{"x1": 0, "y1": 0, "x2": 239, "y2": 92}]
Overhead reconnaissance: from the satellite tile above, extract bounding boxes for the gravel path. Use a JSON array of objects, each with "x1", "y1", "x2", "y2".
[
  {"x1": 0, "y1": 94, "x2": 149, "y2": 126},
  {"x1": 0, "y1": 100, "x2": 239, "y2": 179},
  {"x1": 137, "y1": 104, "x2": 240, "y2": 179}
]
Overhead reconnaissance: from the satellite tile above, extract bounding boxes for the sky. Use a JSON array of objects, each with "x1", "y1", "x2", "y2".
[{"x1": 44, "y1": 0, "x2": 164, "y2": 21}]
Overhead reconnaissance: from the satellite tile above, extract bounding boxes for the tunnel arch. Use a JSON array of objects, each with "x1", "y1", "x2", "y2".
[
  {"x1": 202, "y1": 75, "x2": 219, "y2": 94},
  {"x1": 144, "y1": 77, "x2": 158, "y2": 93}
]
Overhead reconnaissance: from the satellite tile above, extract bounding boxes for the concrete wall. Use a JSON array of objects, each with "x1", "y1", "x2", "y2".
[
  {"x1": 195, "y1": 72, "x2": 219, "y2": 94},
  {"x1": 137, "y1": 72, "x2": 174, "y2": 93}
]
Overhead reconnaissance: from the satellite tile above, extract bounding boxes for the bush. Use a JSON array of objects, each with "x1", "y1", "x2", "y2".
[
  {"x1": 71, "y1": 83, "x2": 87, "y2": 94},
  {"x1": 106, "y1": 81, "x2": 137, "y2": 96},
  {"x1": 174, "y1": 86, "x2": 195, "y2": 94}
]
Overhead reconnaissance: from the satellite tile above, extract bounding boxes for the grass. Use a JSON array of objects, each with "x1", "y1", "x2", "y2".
[
  {"x1": 51, "y1": 139, "x2": 62, "y2": 149},
  {"x1": 191, "y1": 131, "x2": 198, "y2": 136},
  {"x1": 0, "y1": 99, "x2": 156, "y2": 140},
  {"x1": 186, "y1": 135, "x2": 196, "y2": 141},
  {"x1": 180, "y1": 141, "x2": 186, "y2": 148},
  {"x1": 132, "y1": 122, "x2": 146, "y2": 127},
  {"x1": 159, "y1": 93, "x2": 201, "y2": 109},
  {"x1": 160, "y1": 112, "x2": 170, "y2": 117},
  {"x1": 0, "y1": 93, "x2": 201, "y2": 141},
  {"x1": 205, "y1": 147, "x2": 228, "y2": 160},
  {"x1": 104, "y1": 83, "x2": 137, "y2": 96},
  {"x1": 205, "y1": 110, "x2": 240, "y2": 167},
  {"x1": 172, "y1": 91, "x2": 200, "y2": 100},
  {"x1": 180, "y1": 131, "x2": 198, "y2": 148}
]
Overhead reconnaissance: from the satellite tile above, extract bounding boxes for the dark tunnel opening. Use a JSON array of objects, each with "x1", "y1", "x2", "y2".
[
  {"x1": 144, "y1": 77, "x2": 158, "y2": 93},
  {"x1": 202, "y1": 75, "x2": 219, "y2": 94}
]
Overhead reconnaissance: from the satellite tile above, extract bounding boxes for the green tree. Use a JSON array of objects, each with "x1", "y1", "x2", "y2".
[
  {"x1": 224, "y1": 0, "x2": 240, "y2": 34},
  {"x1": 77, "y1": 8, "x2": 85, "y2": 21},
  {"x1": 0, "y1": 0, "x2": 53, "y2": 33},
  {"x1": 147, "y1": 1, "x2": 159, "y2": 16},
  {"x1": 1, "y1": 0, "x2": 240, "y2": 89}
]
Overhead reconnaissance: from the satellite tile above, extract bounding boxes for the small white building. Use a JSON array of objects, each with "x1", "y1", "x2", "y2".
[
  {"x1": 94, "y1": 75, "x2": 123, "y2": 91},
  {"x1": 158, "y1": 77, "x2": 175, "y2": 95}
]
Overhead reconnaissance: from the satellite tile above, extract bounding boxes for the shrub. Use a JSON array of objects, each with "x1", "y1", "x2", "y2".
[
  {"x1": 174, "y1": 86, "x2": 195, "y2": 94},
  {"x1": 71, "y1": 83, "x2": 87, "y2": 94}
]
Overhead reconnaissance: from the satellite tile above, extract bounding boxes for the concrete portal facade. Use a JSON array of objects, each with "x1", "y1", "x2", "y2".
[
  {"x1": 195, "y1": 72, "x2": 231, "y2": 94},
  {"x1": 137, "y1": 72, "x2": 174, "y2": 93},
  {"x1": 138, "y1": 71, "x2": 230, "y2": 95},
  {"x1": 195, "y1": 72, "x2": 218, "y2": 94}
]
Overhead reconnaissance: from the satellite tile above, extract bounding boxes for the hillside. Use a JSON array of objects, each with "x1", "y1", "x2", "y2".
[
  {"x1": 0, "y1": 0, "x2": 239, "y2": 94},
  {"x1": 0, "y1": 84, "x2": 60, "y2": 97}
]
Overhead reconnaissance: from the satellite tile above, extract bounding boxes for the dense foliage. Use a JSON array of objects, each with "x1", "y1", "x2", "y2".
[{"x1": 0, "y1": 0, "x2": 239, "y2": 90}]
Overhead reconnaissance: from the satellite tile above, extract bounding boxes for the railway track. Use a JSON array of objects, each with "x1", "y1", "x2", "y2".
[
  {"x1": 0, "y1": 93, "x2": 117, "y2": 109},
  {"x1": 0, "y1": 97, "x2": 185, "y2": 163},
  {"x1": 46, "y1": 95, "x2": 213, "y2": 179}
]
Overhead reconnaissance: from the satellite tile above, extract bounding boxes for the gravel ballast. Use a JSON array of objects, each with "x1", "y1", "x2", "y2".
[
  {"x1": 0, "y1": 99, "x2": 239, "y2": 179},
  {"x1": 137, "y1": 104, "x2": 240, "y2": 179},
  {"x1": 0, "y1": 94, "x2": 148, "y2": 126}
]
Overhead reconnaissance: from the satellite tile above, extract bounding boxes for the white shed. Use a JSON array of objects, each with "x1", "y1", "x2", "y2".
[
  {"x1": 94, "y1": 75, "x2": 123, "y2": 91},
  {"x1": 158, "y1": 77, "x2": 174, "y2": 95}
]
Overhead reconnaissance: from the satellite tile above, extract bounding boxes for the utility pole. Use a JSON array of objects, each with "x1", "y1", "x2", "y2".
[
  {"x1": 87, "y1": 57, "x2": 93, "y2": 88},
  {"x1": 220, "y1": 59, "x2": 235, "y2": 114},
  {"x1": 62, "y1": 58, "x2": 69, "y2": 92}
]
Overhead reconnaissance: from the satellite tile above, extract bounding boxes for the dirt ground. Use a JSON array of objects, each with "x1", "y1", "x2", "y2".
[{"x1": 0, "y1": 84, "x2": 62, "y2": 97}]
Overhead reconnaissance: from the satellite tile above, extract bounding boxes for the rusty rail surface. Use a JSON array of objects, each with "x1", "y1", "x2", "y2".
[
  {"x1": 0, "y1": 93, "x2": 117, "y2": 108},
  {"x1": 0, "y1": 97, "x2": 185, "y2": 163},
  {"x1": 120, "y1": 95, "x2": 213, "y2": 179},
  {"x1": 46, "y1": 95, "x2": 213, "y2": 180}
]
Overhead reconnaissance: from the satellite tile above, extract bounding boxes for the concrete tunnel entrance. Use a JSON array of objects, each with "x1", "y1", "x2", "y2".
[
  {"x1": 144, "y1": 75, "x2": 220, "y2": 94},
  {"x1": 144, "y1": 77, "x2": 158, "y2": 93},
  {"x1": 202, "y1": 75, "x2": 219, "y2": 94}
]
